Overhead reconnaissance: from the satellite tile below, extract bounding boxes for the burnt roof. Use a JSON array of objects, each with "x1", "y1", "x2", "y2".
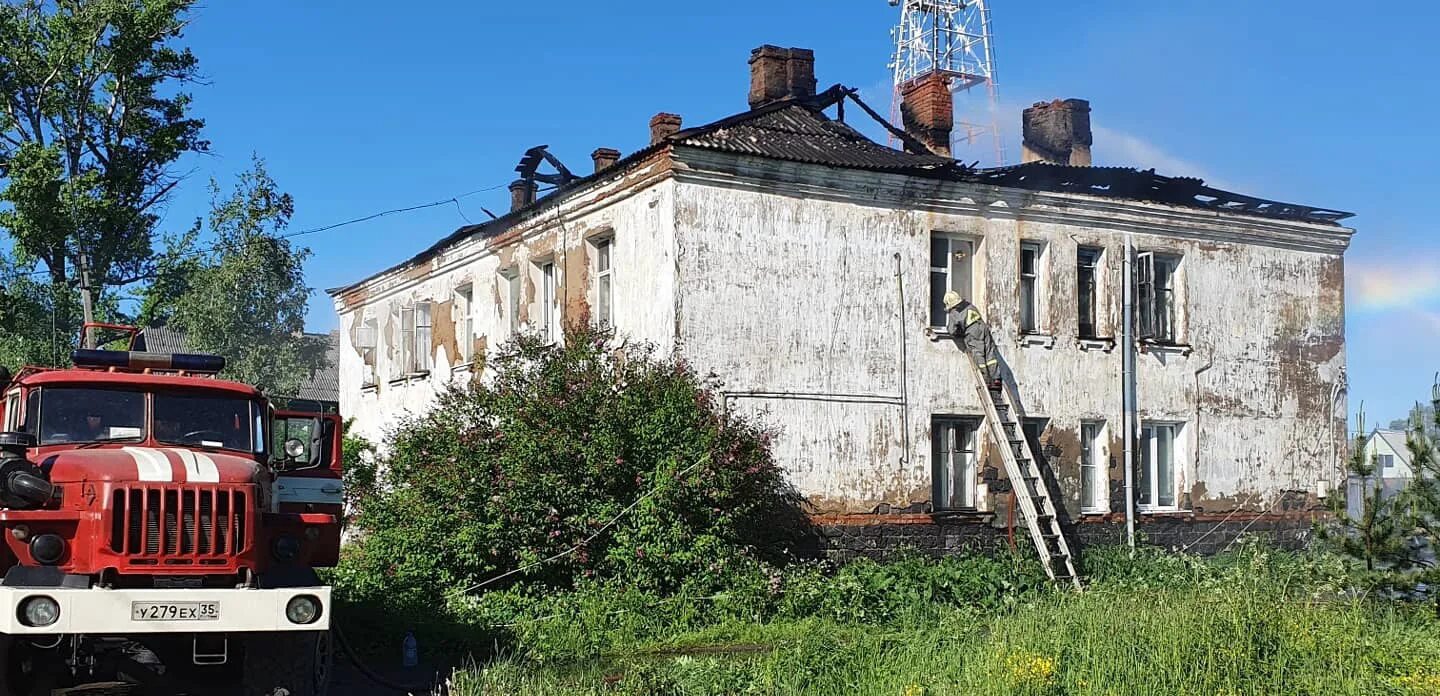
[
  {"x1": 973, "y1": 162, "x2": 1353, "y2": 224},
  {"x1": 672, "y1": 85, "x2": 963, "y2": 174},
  {"x1": 330, "y1": 83, "x2": 1350, "y2": 296}
]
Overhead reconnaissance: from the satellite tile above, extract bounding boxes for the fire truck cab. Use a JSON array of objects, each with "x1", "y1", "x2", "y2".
[{"x1": 0, "y1": 334, "x2": 342, "y2": 695}]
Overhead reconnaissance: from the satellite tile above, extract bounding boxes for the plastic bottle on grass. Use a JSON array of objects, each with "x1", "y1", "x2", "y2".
[{"x1": 402, "y1": 630, "x2": 418, "y2": 668}]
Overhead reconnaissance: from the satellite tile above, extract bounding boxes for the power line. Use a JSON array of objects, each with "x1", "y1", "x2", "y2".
[{"x1": 0, "y1": 182, "x2": 508, "y2": 286}]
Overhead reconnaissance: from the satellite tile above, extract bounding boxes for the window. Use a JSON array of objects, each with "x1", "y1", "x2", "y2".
[
  {"x1": 3, "y1": 391, "x2": 19, "y2": 431},
  {"x1": 400, "y1": 302, "x2": 432, "y2": 374},
  {"x1": 154, "y1": 392, "x2": 263, "y2": 453},
  {"x1": 1137, "y1": 253, "x2": 1181, "y2": 343},
  {"x1": 454, "y1": 284, "x2": 474, "y2": 364},
  {"x1": 1139, "y1": 422, "x2": 1181, "y2": 509},
  {"x1": 538, "y1": 261, "x2": 558, "y2": 343},
  {"x1": 30, "y1": 387, "x2": 145, "y2": 446},
  {"x1": 501, "y1": 270, "x2": 521, "y2": 336},
  {"x1": 929, "y1": 234, "x2": 974, "y2": 328},
  {"x1": 358, "y1": 316, "x2": 379, "y2": 387},
  {"x1": 594, "y1": 238, "x2": 613, "y2": 328},
  {"x1": 1376, "y1": 453, "x2": 1395, "y2": 472},
  {"x1": 1080, "y1": 421, "x2": 1107, "y2": 513},
  {"x1": 1077, "y1": 247, "x2": 1102, "y2": 338},
  {"x1": 1019, "y1": 242, "x2": 1042, "y2": 333},
  {"x1": 933, "y1": 417, "x2": 979, "y2": 510}
]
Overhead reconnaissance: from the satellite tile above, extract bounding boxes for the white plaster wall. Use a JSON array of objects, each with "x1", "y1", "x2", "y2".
[
  {"x1": 670, "y1": 165, "x2": 1349, "y2": 515},
  {"x1": 334, "y1": 174, "x2": 678, "y2": 449}
]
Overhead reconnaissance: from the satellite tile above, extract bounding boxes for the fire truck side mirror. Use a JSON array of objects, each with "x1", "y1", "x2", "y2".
[{"x1": 272, "y1": 412, "x2": 340, "y2": 472}]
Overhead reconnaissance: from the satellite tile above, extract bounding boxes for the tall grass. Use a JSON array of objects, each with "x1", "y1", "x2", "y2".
[{"x1": 428, "y1": 545, "x2": 1440, "y2": 695}]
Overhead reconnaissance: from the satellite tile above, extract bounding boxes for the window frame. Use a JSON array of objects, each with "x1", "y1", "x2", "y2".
[
  {"x1": 1377, "y1": 453, "x2": 1396, "y2": 473},
  {"x1": 929, "y1": 233, "x2": 977, "y2": 330},
  {"x1": 359, "y1": 316, "x2": 379, "y2": 388},
  {"x1": 399, "y1": 302, "x2": 432, "y2": 376},
  {"x1": 3, "y1": 390, "x2": 20, "y2": 432},
  {"x1": 1138, "y1": 421, "x2": 1183, "y2": 511},
  {"x1": 1137, "y1": 252, "x2": 1183, "y2": 344},
  {"x1": 591, "y1": 236, "x2": 614, "y2": 329},
  {"x1": 1080, "y1": 420, "x2": 1108, "y2": 514},
  {"x1": 536, "y1": 259, "x2": 559, "y2": 344},
  {"x1": 932, "y1": 415, "x2": 980, "y2": 511},
  {"x1": 454, "y1": 284, "x2": 475, "y2": 365},
  {"x1": 1076, "y1": 246, "x2": 1103, "y2": 339},
  {"x1": 1019, "y1": 241, "x2": 1043, "y2": 334}
]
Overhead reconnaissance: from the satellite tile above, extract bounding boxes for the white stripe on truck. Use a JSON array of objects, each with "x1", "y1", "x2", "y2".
[{"x1": 123, "y1": 447, "x2": 173, "y2": 482}]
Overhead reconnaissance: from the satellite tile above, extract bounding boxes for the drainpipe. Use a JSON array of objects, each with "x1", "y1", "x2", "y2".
[
  {"x1": 894, "y1": 253, "x2": 912, "y2": 468},
  {"x1": 1122, "y1": 234, "x2": 1136, "y2": 550}
]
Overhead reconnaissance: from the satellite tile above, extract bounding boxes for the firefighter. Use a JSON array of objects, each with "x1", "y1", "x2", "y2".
[{"x1": 943, "y1": 291, "x2": 1003, "y2": 397}]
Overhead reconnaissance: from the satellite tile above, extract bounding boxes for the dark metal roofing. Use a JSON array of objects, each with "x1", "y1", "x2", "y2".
[
  {"x1": 135, "y1": 327, "x2": 339, "y2": 406},
  {"x1": 676, "y1": 96, "x2": 958, "y2": 173},
  {"x1": 973, "y1": 163, "x2": 1353, "y2": 223}
]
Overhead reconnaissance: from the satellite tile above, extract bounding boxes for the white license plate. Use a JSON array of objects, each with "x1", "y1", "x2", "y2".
[{"x1": 131, "y1": 601, "x2": 220, "y2": 622}]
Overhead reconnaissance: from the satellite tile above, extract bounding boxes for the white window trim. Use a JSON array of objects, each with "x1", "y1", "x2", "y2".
[
  {"x1": 501, "y1": 268, "x2": 522, "y2": 338},
  {"x1": 1138, "y1": 420, "x2": 1186, "y2": 513},
  {"x1": 454, "y1": 284, "x2": 475, "y2": 368},
  {"x1": 535, "y1": 259, "x2": 560, "y2": 345},
  {"x1": 1076, "y1": 246, "x2": 1105, "y2": 339},
  {"x1": 928, "y1": 232, "x2": 979, "y2": 331},
  {"x1": 358, "y1": 315, "x2": 379, "y2": 389},
  {"x1": 1019, "y1": 240, "x2": 1045, "y2": 335},
  {"x1": 1080, "y1": 420, "x2": 1109, "y2": 514},
  {"x1": 591, "y1": 235, "x2": 614, "y2": 329},
  {"x1": 933, "y1": 416, "x2": 979, "y2": 511}
]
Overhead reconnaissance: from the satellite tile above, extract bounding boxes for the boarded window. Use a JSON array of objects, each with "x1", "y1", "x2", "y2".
[{"x1": 933, "y1": 416, "x2": 979, "y2": 510}]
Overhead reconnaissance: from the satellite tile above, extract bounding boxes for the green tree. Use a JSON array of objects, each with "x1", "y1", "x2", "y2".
[
  {"x1": 1320, "y1": 411, "x2": 1411, "y2": 574},
  {"x1": 1399, "y1": 399, "x2": 1440, "y2": 614},
  {"x1": 161, "y1": 157, "x2": 326, "y2": 399},
  {"x1": 0, "y1": 0, "x2": 206, "y2": 337}
]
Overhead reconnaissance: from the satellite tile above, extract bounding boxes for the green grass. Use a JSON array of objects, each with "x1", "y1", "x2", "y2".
[
  {"x1": 443, "y1": 588, "x2": 1440, "y2": 695},
  {"x1": 338, "y1": 544, "x2": 1438, "y2": 695}
]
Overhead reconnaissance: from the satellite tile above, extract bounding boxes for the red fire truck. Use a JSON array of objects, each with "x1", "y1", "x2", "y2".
[{"x1": 0, "y1": 326, "x2": 342, "y2": 695}]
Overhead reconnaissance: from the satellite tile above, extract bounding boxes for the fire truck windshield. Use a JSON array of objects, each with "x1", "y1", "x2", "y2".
[
  {"x1": 26, "y1": 387, "x2": 264, "y2": 453},
  {"x1": 34, "y1": 387, "x2": 146, "y2": 445},
  {"x1": 153, "y1": 392, "x2": 263, "y2": 452}
]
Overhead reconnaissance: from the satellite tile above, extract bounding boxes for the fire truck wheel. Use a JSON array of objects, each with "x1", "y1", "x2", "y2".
[{"x1": 241, "y1": 631, "x2": 333, "y2": 696}]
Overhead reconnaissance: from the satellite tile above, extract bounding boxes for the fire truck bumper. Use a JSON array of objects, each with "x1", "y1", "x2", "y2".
[{"x1": 0, "y1": 585, "x2": 331, "y2": 635}]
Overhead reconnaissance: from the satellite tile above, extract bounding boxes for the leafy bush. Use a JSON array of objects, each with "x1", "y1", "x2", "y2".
[{"x1": 335, "y1": 323, "x2": 807, "y2": 621}]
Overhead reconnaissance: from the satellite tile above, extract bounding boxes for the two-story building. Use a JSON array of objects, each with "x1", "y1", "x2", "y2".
[{"x1": 329, "y1": 45, "x2": 1354, "y2": 554}]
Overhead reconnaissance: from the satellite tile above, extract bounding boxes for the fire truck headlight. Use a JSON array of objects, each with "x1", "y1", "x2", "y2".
[
  {"x1": 18, "y1": 596, "x2": 59, "y2": 627},
  {"x1": 285, "y1": 595, "x2": 322, "y2": 625},
  {"x1": 271, "y1": 535, "x2": 301, "y2": 563},
  {"x1": 29, "y1": 534, "x2": 65, "y2": 565}
]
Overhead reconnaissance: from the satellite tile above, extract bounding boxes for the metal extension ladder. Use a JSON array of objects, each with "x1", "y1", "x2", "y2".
[{"x1": 970, "y1": 364, "x2": 1083, "y2": 589}]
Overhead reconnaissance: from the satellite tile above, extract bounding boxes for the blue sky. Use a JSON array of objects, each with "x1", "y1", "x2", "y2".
[{"x1": 162, "y1": 1, "x2": 1438, "y2": 426}]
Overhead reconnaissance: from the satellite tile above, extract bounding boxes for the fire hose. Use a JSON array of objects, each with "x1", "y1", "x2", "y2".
[{"x1": 332, "y1": 620, "x2": 444, "y2": 695}]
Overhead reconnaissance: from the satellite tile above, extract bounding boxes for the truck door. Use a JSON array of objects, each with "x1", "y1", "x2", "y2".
[{"x1": 272, "y1": 411, "x2": 343, "y2": 509}]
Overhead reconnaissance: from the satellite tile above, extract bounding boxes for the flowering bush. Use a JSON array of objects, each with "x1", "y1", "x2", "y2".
[{"x1": 334, "y1": 323, "x2": 807, "y2": 618}]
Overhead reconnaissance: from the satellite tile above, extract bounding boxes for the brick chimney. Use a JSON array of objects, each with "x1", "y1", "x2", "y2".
[
  {"x1": 508, "y1": 179, "x2": 536, "y2": 211},
  {"x1": 748, "y1": 45, "x2": 816, "y2": 109},
  {"x1": 591, "y1": 147, "x2": 621, "y2": 173},
  {"x1": 649, "y1": 113, "x2": 682, "y2": 145},
  {"x1": 1022, "y1": 99, "x2": 1092, "y2": 166},
  {"x1": 900, "y1": 72, "x2": 954, "y2": 158}
]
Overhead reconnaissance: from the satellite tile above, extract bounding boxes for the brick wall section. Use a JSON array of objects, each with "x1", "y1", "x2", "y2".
[{"x1": 804, "y1": 512, "x2": 1323, "y2": 562}]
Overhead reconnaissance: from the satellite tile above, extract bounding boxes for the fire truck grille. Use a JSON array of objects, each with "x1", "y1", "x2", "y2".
[{"x1": 109, "y1": 487, "x2": 248, "y2": 563}]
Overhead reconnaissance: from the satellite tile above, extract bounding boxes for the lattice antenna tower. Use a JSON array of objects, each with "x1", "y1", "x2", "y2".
[{"x1": 887, "y1": 0, "x2": 1006, "y2": 166}]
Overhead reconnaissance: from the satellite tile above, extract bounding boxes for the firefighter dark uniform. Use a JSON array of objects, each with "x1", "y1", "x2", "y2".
[{"x1": 944, "y1": 291, "x2": 1001, "y2": 391}]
